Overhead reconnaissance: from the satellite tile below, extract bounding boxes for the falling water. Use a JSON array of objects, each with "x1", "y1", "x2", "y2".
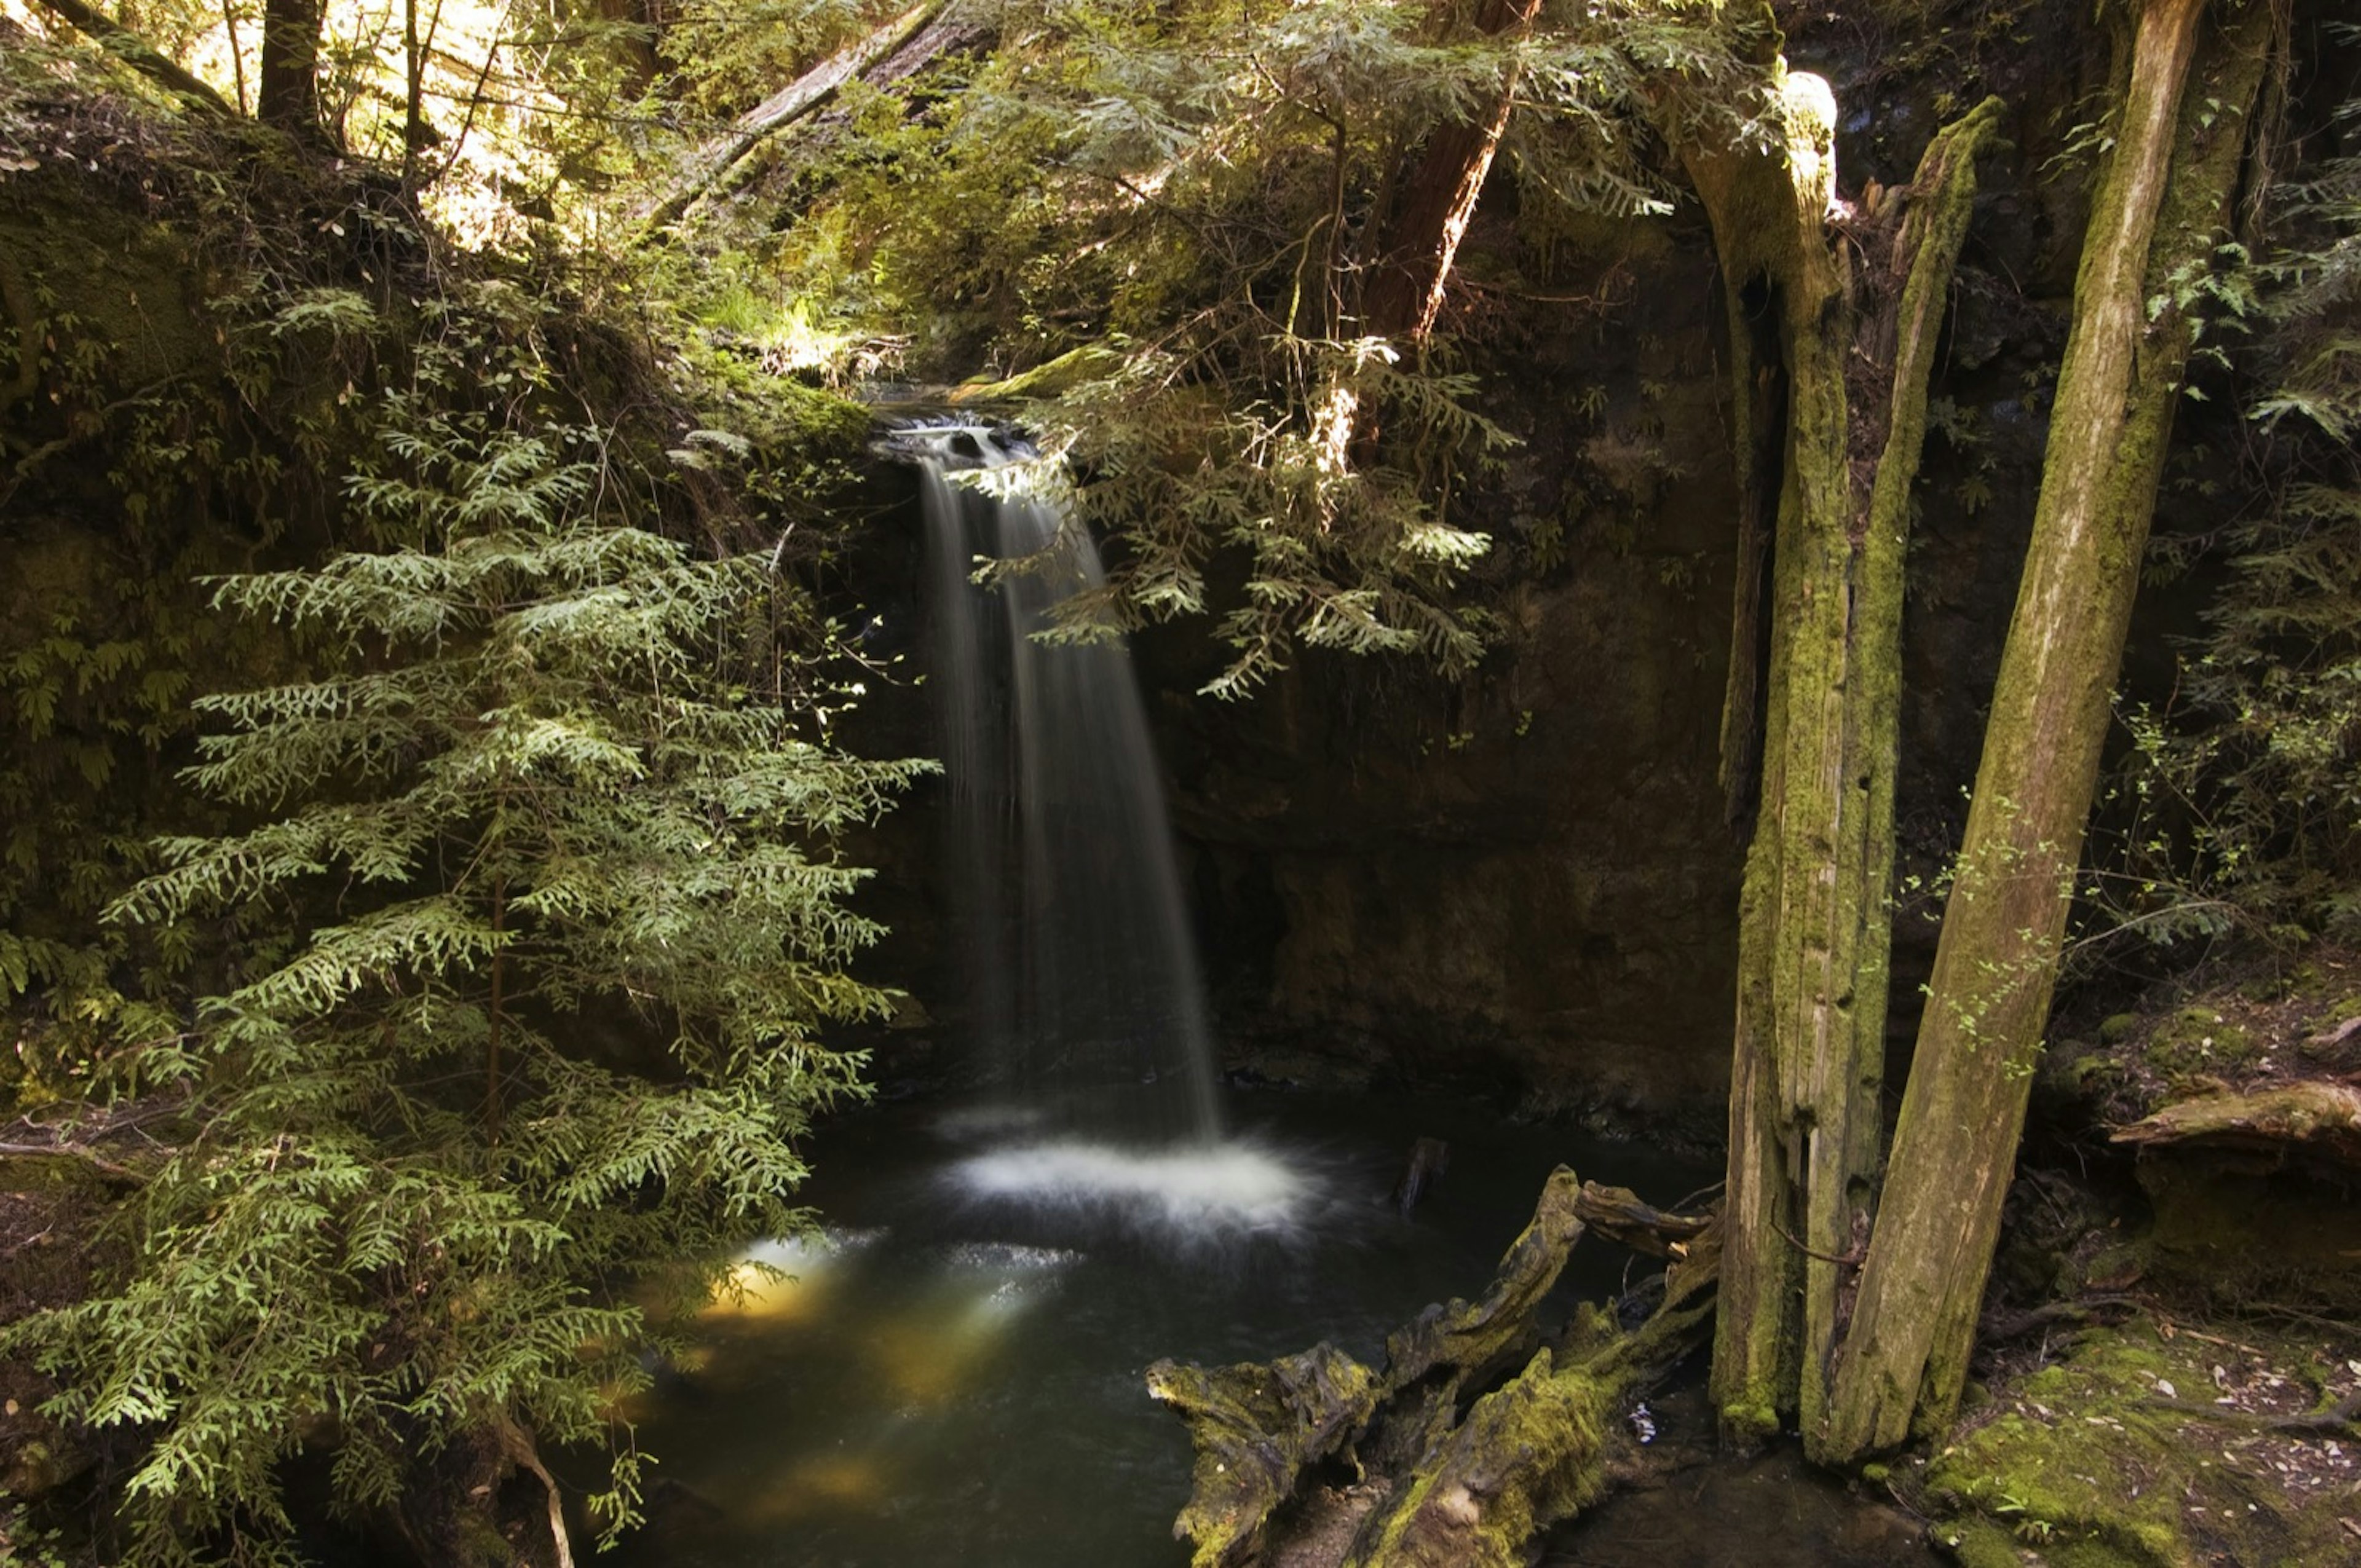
[{"x1": 904, "y1": 423, "x2": 1221, "y2": 1148}]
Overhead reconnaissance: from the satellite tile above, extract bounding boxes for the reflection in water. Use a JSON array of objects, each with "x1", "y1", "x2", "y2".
[
  {"x1": 699, "y1": 1233, "x2": 881, "y2": 1325},
  {"x1": 614, "y1": 1091, "x2": 1942, "y2": 1568},
  {"x1": 610, "y1": 1089, "x2": 1732, "y2": 1568}
]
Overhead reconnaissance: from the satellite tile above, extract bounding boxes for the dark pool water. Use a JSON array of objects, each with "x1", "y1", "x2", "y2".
[{"x1": 607, "y1": 1087, "x2": 1934, "y2": 1567}]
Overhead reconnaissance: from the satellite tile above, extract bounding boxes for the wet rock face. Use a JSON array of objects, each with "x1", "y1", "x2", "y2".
[{"x1": 1151, "y1": 550, "x2": 1742, "y2": 1122}]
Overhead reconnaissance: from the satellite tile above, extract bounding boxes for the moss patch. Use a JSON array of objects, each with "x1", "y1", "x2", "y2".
[
  {"x1": 1923, "y1": 1315, "x2": 2361, "y2": 1568},
  {"x1": 2142, "y1": 1007, "x2": 2259, "y2": 1082},
  {"x1": 2049, "y1": 944, "x2": 2361, "y2": 1127}
]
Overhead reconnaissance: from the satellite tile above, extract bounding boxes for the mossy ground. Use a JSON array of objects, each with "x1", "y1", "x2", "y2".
[
  {"x1": 1912, "y1": 1312, "x2": 2361, "y2": 1568},
  {"x1": 2047, "y1": 944, "x2": 2361, "y2": 1127},
  {"x1": 1898, "y1": 940, "x2": 2361, "y2": 1565},
  {"x1": 2037, "y1": 942, "x2": 2361, "y2": 1313}
]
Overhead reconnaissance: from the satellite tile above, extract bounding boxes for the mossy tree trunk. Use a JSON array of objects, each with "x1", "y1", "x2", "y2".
[
  {"x1": 1683, "y1": 74, "x2": 2004, "y2": 1444},
  {"x1": 1819, "y1": 0, "x2": 2278, "y2": 1462}
]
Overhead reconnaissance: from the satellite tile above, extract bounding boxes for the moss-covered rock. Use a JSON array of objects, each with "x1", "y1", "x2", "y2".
[{"x1": 2142, "y1": 1007, "x2": 2258, "y2": 1082}]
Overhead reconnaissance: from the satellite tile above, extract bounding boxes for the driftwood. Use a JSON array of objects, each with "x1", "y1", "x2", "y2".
[
  {"x1": 2111, "y1": 1081, "x2": 2361, "y2": 1167},
  {"x1": 1146, "y1": 1169, "x2": 1718, "y2": 1568}
]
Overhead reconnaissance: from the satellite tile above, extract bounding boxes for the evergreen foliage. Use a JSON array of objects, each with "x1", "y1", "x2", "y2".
[
  {"x1": 2, "y1": 40, "x2": 920, "y2": 1559},
  {"x1": 699, "y1": 0, "x2": 1773, "y2": 693},
  {"x1": 9, "y1": 381, "x2": 921, "y2": 1559}
]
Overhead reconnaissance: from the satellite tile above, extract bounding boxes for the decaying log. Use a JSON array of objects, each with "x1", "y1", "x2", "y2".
[
  {"x1": 1570, "y1": 1183, "x2": 1714, "y2": 1258},
  {"x1": 29, "y1": 0, "x2": 237, "y2": 118},
  {"x1": 1145, "y1": 1345, "x2": 1380, "y2": 1568},
  {"x1": 1147, "y1": 1168, "x2": 1718, "y2": 1568},
  {"x1": 1379, "y1": 1167, "x2": 1586, "y2": 1392},
  {"x1": 2112, "y1": 1082, "x2": 2361, "y2": 1166}
]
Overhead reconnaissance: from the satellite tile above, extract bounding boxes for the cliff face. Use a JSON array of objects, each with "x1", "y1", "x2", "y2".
[{"x1": 1142, "y1": 216, "x2": 1749, "y2": 1125}]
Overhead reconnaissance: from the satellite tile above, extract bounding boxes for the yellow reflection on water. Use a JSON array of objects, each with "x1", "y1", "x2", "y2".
[
  {"x1": 698, "y1": 1238, "x2": 841, "y2": 1324},
  {"x1": 735, "y1": 1451, "x2": 894, "y2": 1526},
  {"x1": 861, "y1": 1280, "x2": 1033, "y2": 1405}
]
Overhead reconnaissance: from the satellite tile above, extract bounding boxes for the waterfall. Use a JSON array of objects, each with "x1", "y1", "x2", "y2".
[{"x1": 906, "y1": 424, "x2": 1221, "y2": 1148}]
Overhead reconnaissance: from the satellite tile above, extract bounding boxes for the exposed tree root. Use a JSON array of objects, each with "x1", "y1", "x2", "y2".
[
  {"x1": 494, "y1": 1417, "x2": 574, "y2": 1568},
  {"x1": 1147, "y1": 1170, "x2": 1717, "y2": 1568}
]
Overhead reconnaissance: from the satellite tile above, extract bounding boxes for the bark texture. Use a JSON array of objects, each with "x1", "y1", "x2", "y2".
[
  {"x1": 1313, "y1": 0, "x2": 1543, "y2": 473},
  {"x1": 1684, "y1": 73, "x2": 2002, "y2": 1447},
  {"x1": 1819, "y1": 0, "x2": 2277, "y2": 1462},
  {"x1": 1357, "y1": 0, "x2": 1546, "y2": 342}
]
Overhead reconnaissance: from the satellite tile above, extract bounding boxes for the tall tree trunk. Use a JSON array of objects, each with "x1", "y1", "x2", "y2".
[
  {"x1": 258, "y1": 0, "x2": 325, "y2": 141},
  {"x1": 1819, "y1": 0, "x2": 2277, "y2": 1462},
  {"x1": 1684, "y1": 76, "x2": 2003, "y2": 1443},
  {"x1": 1310, "y1": 0, "x2": 1541, "y2": 475}
]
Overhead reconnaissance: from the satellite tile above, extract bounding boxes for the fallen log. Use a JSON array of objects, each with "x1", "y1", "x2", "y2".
[
  {"x1": 1145, "y1": 1345, "x2": 1380, "y2": 1568},
  {"x1": 1146, "y1": 1168, "x2": 1718, "y2": 1568},
  {"x1": 2111, "y1": 1081, "x2": 2361, "y2": 1166},
  {"x1": 641, "y1": 0, "x2": 959, "y2": 226}
]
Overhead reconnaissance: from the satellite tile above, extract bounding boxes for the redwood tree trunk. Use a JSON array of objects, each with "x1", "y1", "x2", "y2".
[
  {"x1": 258, "y1": 0, "x2": 324, "y2": 141},
  {"x1": 1819, "y1": 0, "x2": 2276, "y2": 1461},
  {"x1": 1356, "y1": 0, "x2": 1544, "y2": 342}
]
